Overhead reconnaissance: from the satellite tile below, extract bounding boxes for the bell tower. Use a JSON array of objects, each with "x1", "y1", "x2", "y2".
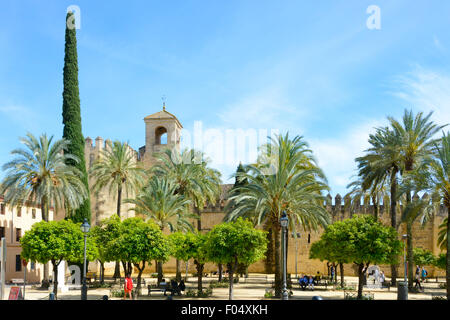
[{"x1": 142, "y1": 103, "x2": 182, "y2": 168}]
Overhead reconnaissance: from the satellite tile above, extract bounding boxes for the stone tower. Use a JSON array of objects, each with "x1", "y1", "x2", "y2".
[{"x1": 140, "y1": 104, "x2": 183, "y2": 168}]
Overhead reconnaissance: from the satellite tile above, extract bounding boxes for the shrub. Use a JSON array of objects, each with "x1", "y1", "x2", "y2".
[
  {"x1": 264, "y1": 289, "x2": 274, "y2": 298},
  {"x1": 185, "y1": 288, "x2": 213, "y2": 298},
  {"x1": 111, "y1": 289, "x2": 125, "y2": 297},
  {"x1": 209, "y1": 281, "x2": 229, "y2": 288}
]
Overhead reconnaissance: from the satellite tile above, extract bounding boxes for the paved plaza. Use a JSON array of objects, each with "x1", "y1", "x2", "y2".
[{"x1": 10, "y1": 274, "x2": 446, "y2": 300}]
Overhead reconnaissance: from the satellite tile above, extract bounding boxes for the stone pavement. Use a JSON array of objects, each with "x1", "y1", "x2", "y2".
[{"x1": 5, "y1": 274, "x2": 445, "y2": 300}]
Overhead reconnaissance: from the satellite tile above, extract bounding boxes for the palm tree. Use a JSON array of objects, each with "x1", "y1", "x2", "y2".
[
  {"x1": 225, "y1": 133, "x2": 330, "y2": 297},
  {"x1": 89, "y1": 140, "x2": 147, "y2": 278},
  {"x1": 345, "y1": 177, "x2": 389, "y2": 220},
  {"x1": 124, "y1": 175, "x2": 192, "y2": 283},
  {"x1": 151, "y1": 148, "x2": 222, "y2": 231},
  {"x1": 423, "y1": 131, "x2": 449, "y2": 299},
  {"x1": 0, "y1": 133, "x2": 88, "y2": 287},
  {"x1": 388, "y1": 110, "x2": 445, "y2": 288}
]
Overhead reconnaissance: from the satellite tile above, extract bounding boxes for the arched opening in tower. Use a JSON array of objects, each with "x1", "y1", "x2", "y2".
[{"x1": 155, "y1": 126, "x2": 168, "y2": 145}]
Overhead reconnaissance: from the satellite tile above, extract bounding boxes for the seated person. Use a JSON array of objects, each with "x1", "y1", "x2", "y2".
[
  {"x1": 308, "y1": 276, "x2": 314, "y2": 290},
  {"x1": 170, "y1": 279, "x2": 181, "y2": 296},
  {"x1": 160, "y1": 278, "x2": 168, "y2": 295},
  {"x1": 314, "y1": 271, "x2": 322, "y2": 284},
  {"x1": 299, "y1": 275, "x2": 308, "y2": 290},
  {"x1": 179, "y1": 280, "x2": 186, "y2": 292}
]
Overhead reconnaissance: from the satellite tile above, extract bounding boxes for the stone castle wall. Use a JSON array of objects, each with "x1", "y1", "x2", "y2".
[{"x1": 83, "y1": 135, "x2": 446, "y2": 279}]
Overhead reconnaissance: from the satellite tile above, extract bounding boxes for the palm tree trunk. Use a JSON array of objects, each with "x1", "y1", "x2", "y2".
[
  {"x1": 372, "y1": 195, "x2": 378, "y2": 220},
  {"x1": 117, "y1": 184, "x2": 122, "y2": 218},
  {"x1": 390, "y1": 168, "x2": 399, "y2": 285},
  {"x1": 406, "y1": 221, "x2": 414, "y2": 289},
  {"x1": 40, "y1": 199, "x2": 50, "y2": 288},
  {"x1": 113, "y1": 185, "x2": 123, "y2": 280},
  {"x1": 273, "y1": 220, "x2": 282, "y2": 298},
  {"x1": 446, "y1": 204, "x2": 449, "y2": 300}
]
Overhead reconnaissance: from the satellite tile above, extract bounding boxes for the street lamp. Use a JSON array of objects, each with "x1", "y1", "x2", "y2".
[
  {"x1": 81, "y1": 219, "x2": 90, "y2": 300},
  {"x1": 402, "y1": 234, "x2": 408, "y2": 283},
  {"x1": 280, "y1": 211, "x2": 289, "y2": 300}
]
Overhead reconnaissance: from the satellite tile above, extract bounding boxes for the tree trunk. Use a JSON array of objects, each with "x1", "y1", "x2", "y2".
[
  {"x1": 404, "y1": 187, "x2": 414, "y2": 290},
  {"x1": 100, "y1": 261, "x2": 105, "y2": 284},
  {"x1": 40, "y1": 200, "x2": 50, "y2": 289},
  {"x1": 113, "y1": 262, "x2": 121, "y2": 280},
  {"x1": 157, "y1": 261, "x2": 163, "y2": 285},
  {"x1": 446, "y1": 204, "x2": 449, "y2": 300},
  {"x1": 390, "y1": 168, "x2": 398, "y2": 285},
  {"x1": 218, "y1": 264, "x2": 223, "y2": 282},
  {"x1": 195, "y1": 261, "x2": 204, "y2": 292},
  {"x1": 357, "y1": 263, "x2": 364, "y2": 299},
  {"x1": 196, "y1": 205, "x2": 201, "y2": 232},
  {"x1": 372, "y1": 195, "x2": 378, "y2": 220},
  {"x1": 264, "y1": 226, "x2": 275, "y2": 273},
  {"x1": 273, "y1": 219, "x2": 282, "y2": 298},
  {"x1": 52, "y1": 260, "x2": 59, "y2": 300},
  {"x1": 228, "y1": 258, "x2": 238, "y2": 300},
  {"x1": 117, "y1": 184, "x2": 122, "y2": 218},
  {"x1": 134, "y1": 262, "x2": 145, "y2": 296},
  {"x1": 176, "y1": 259, "x2": 182, "y2": 282},
  {"x1": 339, "y1": 263, "x2": 345, "y2": 287}
]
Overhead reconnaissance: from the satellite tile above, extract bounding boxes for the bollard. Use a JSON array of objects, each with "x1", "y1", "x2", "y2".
[
  {"x1": 49, "y1": 292, "x2": 55, "y2": 300},
  {"x1": 102, "y1": 295, "x2": 109, "y2": 300},
  {"x1": 397, "y1": 281, "x2": 408, "y2": 300},
  {"x1": 312, "y1": 296, "x2": 323, "y2": 300}
]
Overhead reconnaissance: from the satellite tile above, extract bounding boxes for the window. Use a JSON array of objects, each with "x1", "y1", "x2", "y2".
[
  {"x1": 32, "y1": 209, "x2": 36, "y2": 219},
  {"x1": 15, "y1": 255, "x2": 22, "y2": 272},
  {"x1": 17, "y1": 207, "x2": 22, "y2": 217},
  {"x1": 0, "y1": 203, "x2": 5, "y2": 215},
  {"x1": 0, "y1": 226, "x2": 5, "y2": 238},
  {"x1": 16, "y1": 228, "x2": 22, "y2": 242}
]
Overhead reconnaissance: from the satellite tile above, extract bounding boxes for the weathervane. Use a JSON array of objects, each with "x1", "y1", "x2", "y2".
[{"x1": 162, "y1": 95, "x2": 166, "y2": 111}]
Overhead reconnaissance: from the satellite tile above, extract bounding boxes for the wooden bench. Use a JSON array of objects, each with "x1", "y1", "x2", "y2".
[{"x1": 147, "y1": 283, "x2": 169, "y2": 296}]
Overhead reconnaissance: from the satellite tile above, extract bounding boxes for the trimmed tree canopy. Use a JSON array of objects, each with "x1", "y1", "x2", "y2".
[{"x1": 20, "y1": 219, "x2": 97, "y2": 264}]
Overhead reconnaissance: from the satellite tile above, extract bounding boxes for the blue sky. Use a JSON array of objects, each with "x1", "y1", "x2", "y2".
[{"x1": 1, "y1": 0, "x2": 450, "y2": 196}]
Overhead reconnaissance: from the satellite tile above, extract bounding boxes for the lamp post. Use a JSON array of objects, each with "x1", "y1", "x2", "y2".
[
  {"x1": 402, "y1": 234, "x2": 408, "y2": 283},
  {"x1": 280, "y1": 211, "x2": 289, "y2": 300},
  {"x1": 81, "y1": 219, "x2": 90, "y2": 300}
]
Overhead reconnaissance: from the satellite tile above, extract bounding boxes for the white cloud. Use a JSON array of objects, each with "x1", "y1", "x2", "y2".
[
  {"x1": 391, "y1": 66, "x2": 450, "y2": 126},
  {"x1": 217, "y1": 87, "x2": 305, "y2": 130},
  {"x1": 309, "y1": 119, "x2": 385, "y2": 195}
]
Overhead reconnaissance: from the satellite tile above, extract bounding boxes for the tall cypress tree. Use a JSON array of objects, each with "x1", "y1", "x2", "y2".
[{"x1": 62, "y1": 12, "x2": 91, "y2": 222}]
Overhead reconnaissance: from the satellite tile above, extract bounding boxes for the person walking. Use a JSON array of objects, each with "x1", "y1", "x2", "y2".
[
  {"x1": 414, "y1": 269, "x2": 422, "y2": 291},
  {"x1": 380, "y1": 271, "x2": 386, "y2": 287},
  {"x1": 330, "y1": 265, "x2": 335, "y2": 282},
  {"x1": 124, "y1": 273, "x2": 133, "y2": 300},
  {"x1": 421, "y1": 267, "x2": 428, "y2": 283}
]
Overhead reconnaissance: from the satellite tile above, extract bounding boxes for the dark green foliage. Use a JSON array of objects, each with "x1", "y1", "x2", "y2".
[{"x1": 62, "y1": 12, "x2": 90, "y2": 222}]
